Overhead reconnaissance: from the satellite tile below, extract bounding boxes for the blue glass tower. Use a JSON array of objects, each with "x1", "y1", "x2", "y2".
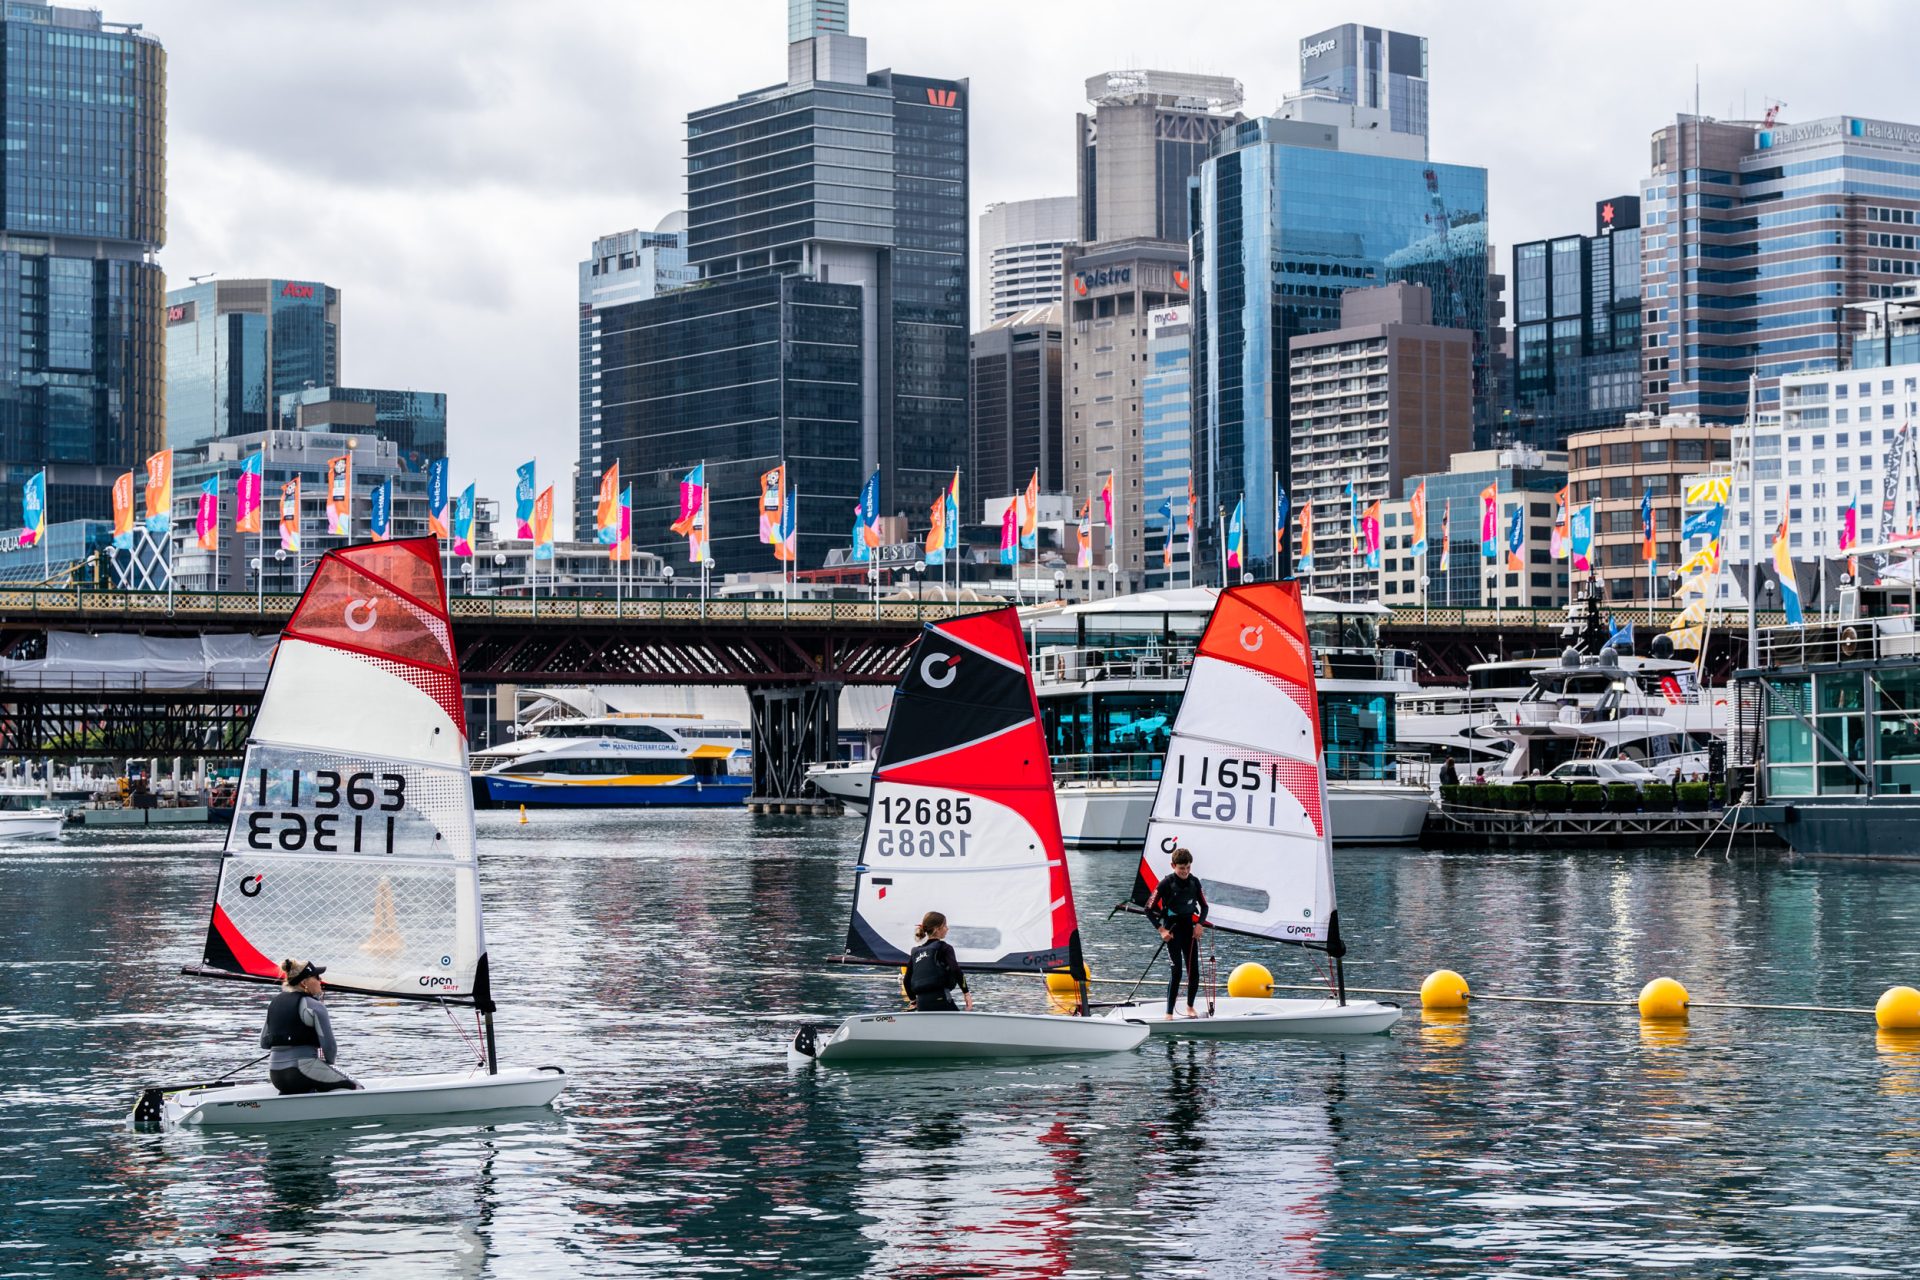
[
  {"x1": 165, "y1": 278, "x2": 340, "y2": 448},
  {"x1": 1142, "y1": 304, "x2": 1192, "y2": 589},
  {"x1": 1192, "y1": 117, "x2": 1488, "y2": 580},
  {"x1": 0, "y1": 0, "x2": 165, "y2": 531}
]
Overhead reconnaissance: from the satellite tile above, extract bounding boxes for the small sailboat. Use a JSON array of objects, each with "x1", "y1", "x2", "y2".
[
  {"x1": 790, "y1": 607, "x2": 1149, "y2": 1064},
  {"x1": 130, "y1": 538, "x2": 566, "y2": 1127},
  {"x1": 1103, "y1": 582, "x2": 1401, "y2": 1036}
]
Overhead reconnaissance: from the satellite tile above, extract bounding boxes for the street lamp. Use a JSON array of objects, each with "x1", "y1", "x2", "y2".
[
  {"x1": 1420, "y1": 573, "x2": 1431, "y2": 623},
  {"x1": 1053, "y1": 569, "x2": 1065, "y2": 602},
  {"x1": 1240, "y1": 572, "x2": 1253, "y2": 586},
  {"x1": 1107, "y1": 560, "x2": 1119, "y2": 600},
  {"x1": 913, "y1": 559, "x2": 926, "y2": 606},
  {"x1": 662, "y1": 565, "x2": 674, "y2": 599}
]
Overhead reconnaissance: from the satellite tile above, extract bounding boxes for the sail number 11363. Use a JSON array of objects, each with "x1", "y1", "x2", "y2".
[
  {"x1": 244, "y1": 768, "x2": 405, "y2": 854},
  {"x1": 872, "y1": 794, "x2": 973, "y2": 858}
]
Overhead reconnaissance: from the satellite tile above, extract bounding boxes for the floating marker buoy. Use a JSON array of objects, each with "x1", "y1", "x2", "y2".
[
  {"x1": 1420, "y1": 969, "x2": 1470, "y2": 1011},
  {"x1": 1226, "y1": 962, "x2": 1273, "y2": 999},
  {"x1": 1045, "y1": 967, "x2": 1091, "y2": 996},
  {"x1": 1638, "y1": 977, "x2": 1690, "y2": 1020},
  {"x1": 1876, "y1": 986, "x2": 1920, "y2": 1031},
  {"x1": 519, "y1": 804, "x2": 528, "y2": 825}
]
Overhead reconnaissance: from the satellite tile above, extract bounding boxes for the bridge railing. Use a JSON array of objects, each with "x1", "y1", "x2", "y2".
[
  {"x1": 1381, "y1": 605, "x2": 1792, "y2": 631},
  {"x1": 0, "y1": 672, "x2": 268, "y2": 694}
]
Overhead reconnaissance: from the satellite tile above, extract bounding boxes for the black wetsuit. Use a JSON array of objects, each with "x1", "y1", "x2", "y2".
[
  {"x1": 1146, "y1": 871, "x2": 1210, "y2": 1014},
  {"x1": 260, "y1": 991, "x2": 357, "y2": 1094},
  {"x1": 903, "y1": 937, "x2": 969, "y2": 1012}
]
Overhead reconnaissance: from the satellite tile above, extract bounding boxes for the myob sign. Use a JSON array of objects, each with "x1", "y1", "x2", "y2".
[{"x1": 1149, "y1": 305, "x2": 1190, "y2": 337}]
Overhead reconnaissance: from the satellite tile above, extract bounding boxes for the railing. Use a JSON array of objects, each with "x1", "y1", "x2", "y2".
[
  {"x1": 1034, "y1": 642, "x2": 1416, "y2": 688},
  {"x1": 1754, "y1": 616, "x2": 1920, "y2": 669},
  {"x1": 1383, "y1": 604, "x2": 1791, "y2": 631},
  {"x1": 0, "y1": 672, "x2": 268, "y2": 694},
  {"x1": 1051, "y1": 749, "x2": 1422, "y2": 787}
]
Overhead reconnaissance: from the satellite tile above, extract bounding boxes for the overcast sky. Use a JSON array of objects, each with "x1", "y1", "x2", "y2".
[{"x1": 154, "y1": 0, "x2": 1920, "y2": 528}]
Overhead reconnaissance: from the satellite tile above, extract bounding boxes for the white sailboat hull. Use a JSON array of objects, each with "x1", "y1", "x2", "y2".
[
  {"x1": 1102, "y1": 996, "x2": 1401, "y2": 1036},
  {"x1": 797, "y1": 1010, "x2": 1150, "y2": 1063},
  {"x1": 1055, "y1": 780, "x2": 1430, "y2": 847},
  {"x1": 0, "y1": 810, "x2": 64, "y2": 840},
  {"x1": 141, "y1": 1066, "x2": 567, "y2": 1128}
]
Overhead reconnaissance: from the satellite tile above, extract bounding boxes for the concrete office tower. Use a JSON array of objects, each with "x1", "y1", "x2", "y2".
[
  {"x1": 1642, "y1": 113, "x2": 1920, "y2": 424},
  {"x1": 603, "y1": 0, "x2": 966, "y2": 573},
  {"x1": 577, "y1": 216, "x2": 691, "y2": 539},
  {"x1": 1509, "y1": 198, "x2": 1644, "y2": 450},
  {"x1": 1289, "y1": 284, "x2": 1472, "y2": 602},
  {"x1": 0, "y1": 0, "x2": 165, "y2": 539},
  {"x1": 979, "y1": 198, "x2": 1077, "y2": 324},
  {"x1": 1192, "y1": 114, "x2": 1489, "y2": 583},
  {"x1": 1076, "y1": 70, "x2": 1243, "y2": 245},
  {"x1": 1282, "y1": 24, "x2": 1429, "y2": 159},
  {"x1": 165, "y1": 279, "x2": 342, "y2": 448},
  {"x1": 970, "y1": 304, "x2": 1063, "y2": 505}
]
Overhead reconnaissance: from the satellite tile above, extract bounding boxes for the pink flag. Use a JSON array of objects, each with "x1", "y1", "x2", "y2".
[{"x1": 195, "y1": 477, "x2": 219, "y2": 552}]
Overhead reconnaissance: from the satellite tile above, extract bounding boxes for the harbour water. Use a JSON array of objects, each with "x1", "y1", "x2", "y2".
[{"x1": 5, "y1": 811, "x2": 1920, "y2": 1277}]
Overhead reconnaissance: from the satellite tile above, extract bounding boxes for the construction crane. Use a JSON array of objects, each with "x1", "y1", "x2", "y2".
[{"x1": 1762, "y1": 99, "x2": 1786, "y2": 128}]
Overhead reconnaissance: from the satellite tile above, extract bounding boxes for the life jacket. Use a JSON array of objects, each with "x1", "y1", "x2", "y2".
[
  {"x1": 264, "y1": 991, "x2": 321, "y2": 1048},
  {"x1": 905, "y1": 939, "x2": 951, "y2": 995}
]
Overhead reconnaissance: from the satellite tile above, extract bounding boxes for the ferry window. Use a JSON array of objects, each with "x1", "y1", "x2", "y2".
[
  {"x1": 1764, "y1": 676, "x2": 1815, "y2": 797},
  {"x1": 1321, "y1": 692, "x2": 1392, "y2": 781},
  {"x1": 1093, "y1": 694, "x2": 1173, "y2": 769},
  {"x1": 614, "y1": 726, "x2": 677, "y2": 743}
]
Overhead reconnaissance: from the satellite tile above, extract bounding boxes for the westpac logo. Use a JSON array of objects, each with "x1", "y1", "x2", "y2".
[
  {"x1": 924, "y1": 88, "x2": 958, "y2": 108},
  {"x1": 279, "y1": 282, "x2": 315, "y2": 299}
]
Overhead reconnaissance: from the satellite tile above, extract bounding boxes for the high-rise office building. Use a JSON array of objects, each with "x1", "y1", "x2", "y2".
[
  {"x1": 1289, "y1": 283, "x2": 1473, "y2": 601},
  {"x1": 1642, "y1": 113, "x2": 1920, "y2": 423},
  {"x1": 979, "y1": 197, "x2": 1077, "y2": 323},
  {"x1": 1508, "y1": 197, "x2": 1643, "y2": 449},
  {"x1": 0, "y1": 0, "x2": 165, "y2": 536},
  {"x1": 1076, "y1": 70, "x2": 1244, "y2": 246},
  {"x1": 969, "y1": 304, "x2": 1063, "y2": 505},
  {"x1": 1142, "y1": 303, "x2": 1194, "y2": 590},
  {"x1": 1385, "y1": 446, "x2": 1567, "y2": 610},
  {"x1": 1566, "y1": 413, "x2": 1729, "y2": 602},
  {"x1": 165, "y1": 278, "x2": 341, "y2": 448},
  {"x1": 276, "y1": 385, "x2": 448, "y2": 470},
  {"x1": 1192, "y1": 113, "x2": 1489, "y2": 581},
  {"x1": 671, "y1": 0, "x2": 968, "y2": 539},
  {"x1": 1289, "y1": 24, "x2": 1429, "y2": 153},
  {"x1": 577, "y1": 216, "x2": 691, "y2": 538}
]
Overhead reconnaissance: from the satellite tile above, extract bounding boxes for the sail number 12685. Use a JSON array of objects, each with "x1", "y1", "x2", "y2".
[{"x1": 872, "y1": 794, "x2": 974, "y2": 858}]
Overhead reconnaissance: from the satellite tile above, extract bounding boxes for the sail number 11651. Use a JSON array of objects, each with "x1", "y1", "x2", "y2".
[{"x1": 1169, "y1": 754, "x2": 1286, "y2": 827}]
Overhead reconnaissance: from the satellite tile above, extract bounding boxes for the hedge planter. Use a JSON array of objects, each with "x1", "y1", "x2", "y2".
[
  {"x1": 1641, "y1": 783, "x2": 1675, "y2": 811},
  {"x1": 1531, "y1": 782, "x2": 1569, "y2": 810},
  {"x1": 1570, "y1": 784, "x2": 1607, "y2": 813},
  {"x1": 1676, "y1": 781, "x2": 1711, "y2": 811}
]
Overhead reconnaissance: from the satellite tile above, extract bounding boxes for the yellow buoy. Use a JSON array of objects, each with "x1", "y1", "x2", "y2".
[
  {"x1": 1045, "y1": 967, "x2": 1089, "y2": 996},
  {"x1": 1876, "y1": 985, "x2": 1920, "y2": 1031},
  {"x1": 1226, "y1": 962, "x2": 1273, "y2": 999},
  {"x1": 519, "y1": 804, "x2": 528, "y2": 825},
  {"x1": 1638, "y1": 976, "x2": 1690, "y2": 1020},
  {"x1": 1420, "y1": 969, "x2": 1470, "y2": 1010}
]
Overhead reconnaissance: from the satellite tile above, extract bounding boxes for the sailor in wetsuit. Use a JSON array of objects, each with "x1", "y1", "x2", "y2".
[
  {"x1": 901, "y1": 911, "x2": 974, "y2": 1012},
  {"x1": 261, "y1": 958, "x2": 360, "y2": 1094},
  {"x1": 1146, "y1": 847, "x2": 1210, "y2": 1019}
]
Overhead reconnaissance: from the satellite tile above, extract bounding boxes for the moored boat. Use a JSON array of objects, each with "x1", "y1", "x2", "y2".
[{"x1": 0, "y1": 786, "x2": 65, "y2": 840}]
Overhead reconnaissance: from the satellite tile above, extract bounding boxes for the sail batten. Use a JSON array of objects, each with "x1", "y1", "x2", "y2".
[{"x1": 1130, "y1": 584, "x2": 1338, "y2": 946}]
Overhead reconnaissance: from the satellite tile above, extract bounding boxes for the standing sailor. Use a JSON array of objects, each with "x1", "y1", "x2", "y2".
[
  {"x1": 261, "y1": 959, "x2": 359, "y2": 1094},
  {"x1": 901, "y1": 912, "x2": 974, "y2": 1012},
  {"x1": 1145, "y1": 848, "x2": 1210, "y2": 1019}
]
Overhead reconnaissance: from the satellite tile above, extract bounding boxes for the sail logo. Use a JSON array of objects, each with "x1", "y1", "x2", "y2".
[
  {"x1": 239, "y1": 874, "x2": 264, "y2": 897},
  {"x1": 418, "y1": 975, "x2": 459, "y2": 989},
  {"x1": 344, "y1": 598, "x2": 379, "y2": 633},
  {"x1": 919, "y1": 651, "x2": 961, "y2": 689},
  {"x1": 1239, "y1": 625, "x2": 1264, "y2": 653}
]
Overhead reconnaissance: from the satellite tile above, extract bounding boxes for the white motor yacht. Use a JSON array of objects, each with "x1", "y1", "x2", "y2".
[{"x1": 0, "y1": 786, "x2": 65, "y2": 840}]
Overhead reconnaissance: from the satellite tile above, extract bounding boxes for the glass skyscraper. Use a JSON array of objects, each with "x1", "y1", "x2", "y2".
[
  {"x1": 1509, "y1": 197, "x2": 1643, "y2": 449},
  {"x1": 165, "y1": 278, "x2": 341, "y2": 448},
  {"x1": 1142, "y1": 304, "x2": 1192, "y2": 589},
  {"x1": 0, "y1": 0, "x2": 165, "y2": 532},
  {"x1": 1192, "y1": 117, "x2": 1489, "y2": 580},
  {"x1": 276, "y1": 385, "x2": 447, "y2": 471}
]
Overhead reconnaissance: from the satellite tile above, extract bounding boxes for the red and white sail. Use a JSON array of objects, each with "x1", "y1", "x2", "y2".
[
  {"x1": 845, "y1": 608, "x2": 1077, "y2": 972},
  {"x1": 198, "y1": 538, "x2": 489, "y2": 1003},
  {"x1": 1130, "y1": 583, "x2": 1338, "y2": 946}
]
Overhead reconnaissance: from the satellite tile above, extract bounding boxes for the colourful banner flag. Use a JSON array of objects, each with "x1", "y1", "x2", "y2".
[
  {"x1": 1505, "y1": 502, "x2": 1525, "y2": 573},
  {"x1": 144, "y1": 450, "x2": 173, "y2": 534},
  {"x1": 1550, "y1": 486, "x2": 1571, "y2": 560},
  {"x1": 1274, "y1": 484, "x2": 1290, "y2": 562},
  {"x1": 1345, "y1": 482, "x2": 1360, "y2": 555},
  {"x1": 236, "y1": 452, "x2": 264, "y2": 534},
  {"x1": 278, "y1": 478, "x2": 301, "y2": 553},
  {"x1": 369, "y1": 478, "x2": 392, "y2": 542},
  {"x1": 596, "y1": 462, "x2": 621, "y2": 544},
  {"x1": 999, "y1": 499, "x2": 1018, "y2": 565},
  {"x1": 111, "y1": 472, "x2": 135, "y2": 551},
  {"x1": 195, "y1": 476, "x2": 218, "y2": 552},
  {"x1": 1076, "y1": 498, "x2": 1092, "y2": 569},
  {"x1": 925, "y1": 493, "x2": 947, "y2": 567},
  {"x1": 1363, "y1": 500, "x2": 1383, "y2": 569},
  {"x1": 1641, "y1": 487, "x2": 1655, "y2": 563},
  {"x1": 773, "y1": 484, "x2": 797, "y2": 563},
  {"x1": 1186, "y1": 475, "x2": 1196, "y2": 564},
  {"x1": 614, "y1": 484, "x2": 633, "y2": 562},
  {"x1": 1774, "y1": 513, "x2": 1802, "y2": 624},
  {"x1": 533, "y1": 485, "x2": 555, "y2": 560},
  {"x1": 1439, "y1": 498, "x2": 1451, "y2": 573},
  {"x1": 1681, "y1": 503, "x2": 1725, "y2": 542},
  {"x1": 1226, "y1": 496, "x2": 1244, "y2": 571},
  {"x1": 19, "y1": 469, "x2": 45, "y2": 548},
  {"x1": 324, "y1": 454, "x2": 352, "y2": 537},
  {"x1": 671, "y1": 465, "x2": 707, "y2": 562},
  {"x1": 1297, "y1": 501, "x2": 1314, "y2": 574},
  {"x1": 1479, "y1": 483, "x2": 1498, "y2": 560},
  {"x1": 945, "y1": 470, "x2": 961, "y2": 551},
  {"x1": 1570, "y1": 502, "x2": 1595, "y2": 572},
  {"x1": 1160, "y1": 498, "x2": 1175, "y2": 569},
  {"x1": 453, "y1": 482, "x2": 475, "y2": 557},
  {"x1": 759, "y1": 464, "x2": 786, "y2": 543},
  {"x1": 427, "y1": 458, "x2": 451, "y2": 539},
  {"x1": 1840, "y1": 497, "x2": 1859, "y2": 553},
  {"x1": 515, "y1": 461, "x2": 537, "y2": 539},
  {"x1": 1684, "y1": 475, "x2": 1732, "y2": 505},
  {"x1": 1099, "y1": 474, "x2": 1113, "y2": 528},
  {"x1": 1020, "y1": 471, "x2": 1039, "y2": 551},
  {"x1": 856, "y1": 470, "x2": 881, "y2": 550},
  {"x1": 1409, "y1": 480, "x2": 1427, "y2": 561}
]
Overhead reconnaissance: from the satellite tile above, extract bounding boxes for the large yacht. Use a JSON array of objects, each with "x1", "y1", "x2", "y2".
[
  {"x1": 470, "y1": 714, "x2": 752, "y2": 808},
  {"x1": 807, "y1": 588, "x2": 1433, "y2": 845}
]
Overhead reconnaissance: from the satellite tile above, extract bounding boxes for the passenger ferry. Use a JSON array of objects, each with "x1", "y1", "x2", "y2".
[{"x1": 470, "y1": 714, "x2": 752, "y2": 808}]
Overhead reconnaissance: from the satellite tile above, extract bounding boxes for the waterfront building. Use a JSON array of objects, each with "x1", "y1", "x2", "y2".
[
  {"x1": 0, "y1": 0, "x2": 165, "y2": 544},
  {"x1": 1192, "y1": 111, "x2": 1490, "y2": 581},
  {"x1": 1381, "y1": 446, "x2": 1567, "y2": 610},
  {"x1": 1641, "y1": 113, "x2": 1920, "y2": 424},
  {"x1": 1288, "y1": 283, "x2": 1472, "y2": 602},
  {"x1": 1564, "y1": 413, "x2": 1729, "y2": 604},
  {"x1": 979, "y1": 198, "x2": 1077, "y2": 324},
  {"x1": 1142, "y1": 303, "x2": 1193, "y2": 591},
  {"x1": 165, "y1": 278, "x2": 342, "y2": 448},
  {"x1": 655, "y1": 0, "x2": 968, "y2": 540},
  {"x1": 276, "y1": 386, "x2": 447, "y2": 472},
  {"x1": 969, "y1": 304, "x2": 1063, "y2": 508},
  {"x1": 1509, "y1": 198, "x2": 1643, "y2": 450},
  {"x1": 0, "y1": 521, "x2": 114, "y2": 585},
  {"x1": 577, "y1": 217, "x2": 692, "y2": 539}
]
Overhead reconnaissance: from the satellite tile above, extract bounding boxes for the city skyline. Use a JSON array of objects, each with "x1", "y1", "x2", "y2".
[{"x1": 152, "y1": 0, "x2": 1920, "y2": 530}]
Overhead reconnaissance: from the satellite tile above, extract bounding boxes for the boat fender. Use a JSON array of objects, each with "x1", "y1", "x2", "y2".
[{"x1": 1840, "y1": 625, "x2": 1862, "y2": 659}]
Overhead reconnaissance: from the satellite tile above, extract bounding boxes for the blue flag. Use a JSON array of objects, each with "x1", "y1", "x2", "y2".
[
  {"x1": 1681, "y1": 503, "x2": 1726, "y2": 542},
  {"x1": 1607, "y1": 616, "x2": 1635, "y2": 650}
]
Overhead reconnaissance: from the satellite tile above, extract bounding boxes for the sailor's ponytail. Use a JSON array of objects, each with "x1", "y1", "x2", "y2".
[{"x1": 914, "y1": 911, "x2": 947, "y2": 941}]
